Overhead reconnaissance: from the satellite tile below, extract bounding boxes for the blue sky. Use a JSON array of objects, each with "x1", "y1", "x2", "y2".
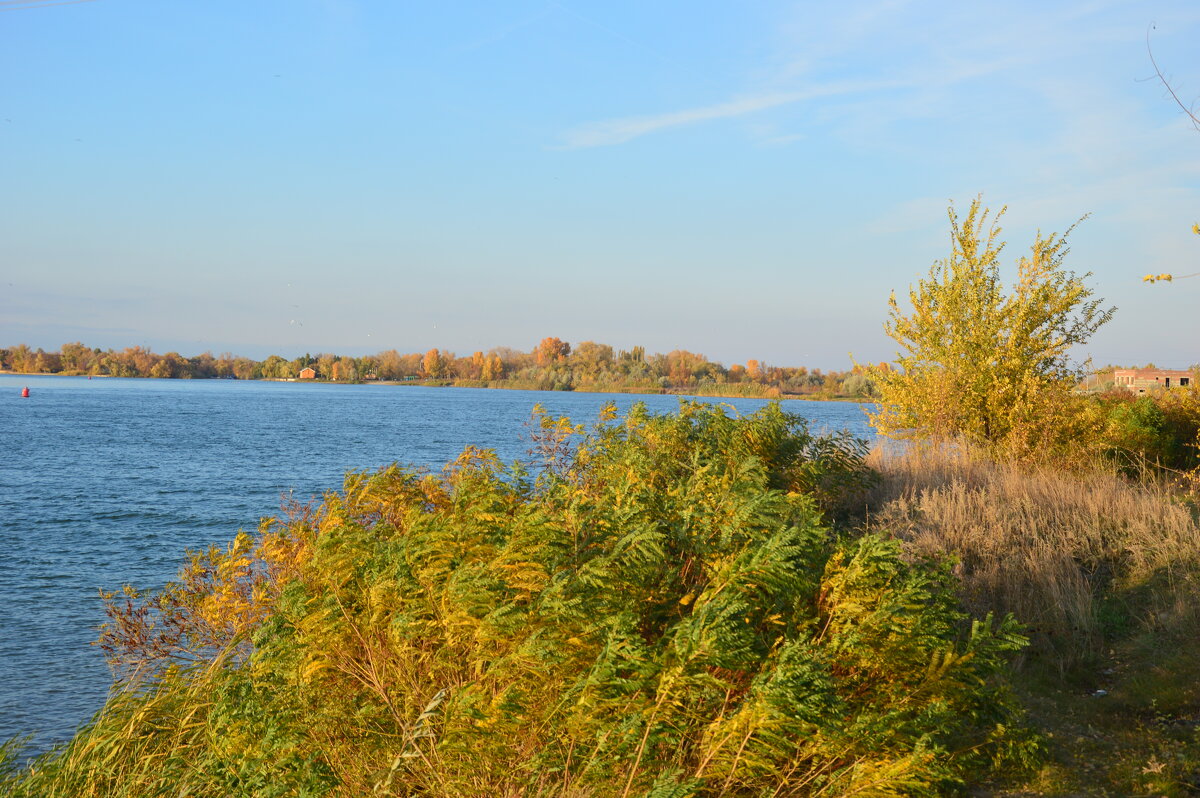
[{"x1": 2, "y1": 0, "x2": 1198, "y2": 369}]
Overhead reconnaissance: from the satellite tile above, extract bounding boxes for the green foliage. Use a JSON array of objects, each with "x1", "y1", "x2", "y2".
[
  {"x1": 1100, "y1": 396, "x2": 1183, "y2": 469},
  {"x1": 4, "y1": 403, "x2": 1033, "y2": 796},
  {"x1": 866, "y1": 199, "x2": 1114, "y2": 456},
  {"x1": 1089, "y1": 388, "x2": 1200, "y2": 476},
  {"x1": 839, "y1": 374, "x2": 876, "y2": 399}
]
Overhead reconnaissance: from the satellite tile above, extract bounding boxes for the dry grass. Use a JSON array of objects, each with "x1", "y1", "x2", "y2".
[
  {"x1": 864, "y1": 443, "x2": 1200, "y2": 794},
  {"x1": 865, "y1": 443, "x2": 1200, "y2": 671}
]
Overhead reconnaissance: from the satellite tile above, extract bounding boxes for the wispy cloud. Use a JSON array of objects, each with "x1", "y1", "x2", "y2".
[
  {"x1": 560, "y1": 79, "x2": 897, "y2": 148},
  {"x1": 557, "y1": 0, "x2": 1159, "y2": 150}
]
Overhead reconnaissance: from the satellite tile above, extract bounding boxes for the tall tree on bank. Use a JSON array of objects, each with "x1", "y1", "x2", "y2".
[
  {"x1": 421, "y1": 348, "x2": 448, "y2": 379},
  {"x1": 866, "y1": 199, "x2": 1115, "y2": 454},
  {"x1": 534, "y1": 336, "x2": 570, "y2": 367}
]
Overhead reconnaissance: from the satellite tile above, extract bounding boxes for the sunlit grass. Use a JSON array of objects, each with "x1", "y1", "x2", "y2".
[{"x1": 866, "y1": 443, "x2": 1200, "y2": 796}]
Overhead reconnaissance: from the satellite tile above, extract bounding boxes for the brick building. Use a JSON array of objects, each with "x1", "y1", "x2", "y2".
[{"x1": 1111, "y1": 369, "x2": 1193, "y2": 394}]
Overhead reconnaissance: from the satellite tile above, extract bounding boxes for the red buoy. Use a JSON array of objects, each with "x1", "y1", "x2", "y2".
[{"x1": 21, "y1": 386, "x2": 30, "y2": 398}]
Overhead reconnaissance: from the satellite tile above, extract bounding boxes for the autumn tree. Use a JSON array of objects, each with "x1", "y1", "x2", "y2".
[
  {"x1": 866, "y1": 199, "x2": 1114, "y2": 453},
  {"x1": 421, "y1": 348, "x2": 448, "y2": 379},
  {"x1": 59, "y1": 342, "x2": 95, "y2": 374},
  {"x1": 571, "y1": 341, "x2": 613, "y2": 377},
  {"x1": 372, "y1": 350, "x2": 398, "y2": 380},
  {"x1": 356, "y1": 355, "x2": 378, "y2": 379},
  {"x1": 465, "y1": 351, "x2": 486, "y2": 380},
  {"x1": 257, "y1": 355, "x2": 288, "y2": 380},
  {"x1": 665, "y1": 349, "x2": 709, "y2": 385},
  {"x1": 4, "y1": 344, "x2": 31, "y2": 371},
  {"x1": 487, "y1": 347, "x2": 527, "y2": 369},
  {"x1": 31, "y1": 350, "x2": 55, "y2": 373},
  {"x1": 189, "y1": 352, "x2": 218, "y2": 378},
  {"x1": 534, "y1": 336, "x2": 570, "y2": 367},
  {"x1": 149, "y1": 352, "x2": 189, "y2": 379},
  {"x1": 481, "y1": 353, "x2": 504, "y2": 381},
  {"x1": 330, "y1": 357, "x2": 358, "y2": 382},
  {"x1": 123, "y1": 346, "x2": 156, "y2": 375},
  {"x1": 309, "y1": 354, "x2": 334, "y2": 381},
  {"x1": 378, "y1": 351, "x2": 421, "y2": 380}
]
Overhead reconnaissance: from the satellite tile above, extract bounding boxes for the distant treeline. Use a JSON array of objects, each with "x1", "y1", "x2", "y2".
[{"x1": 0, "y1": 338, "x2": 878, "y2": 399}]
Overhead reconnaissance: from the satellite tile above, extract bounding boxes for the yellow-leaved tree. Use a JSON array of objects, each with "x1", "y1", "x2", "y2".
[{"x1": 866, "y1": 198, "x2": 1115, "y2": 455}]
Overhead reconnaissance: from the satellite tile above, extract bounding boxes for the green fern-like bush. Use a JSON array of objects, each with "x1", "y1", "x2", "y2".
[{"x1": 4, "y1": 402, "x2": 1034, "y2": 796}]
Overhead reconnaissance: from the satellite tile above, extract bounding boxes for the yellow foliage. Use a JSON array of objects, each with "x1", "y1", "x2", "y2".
[{"x1": 865, "y1": 198, "x2": 1113, "y2": 458}]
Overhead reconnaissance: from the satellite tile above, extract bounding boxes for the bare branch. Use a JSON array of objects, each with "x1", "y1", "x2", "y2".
[{"x1": 1147, "y1": 25, "x2": 1200, "y2": 131}]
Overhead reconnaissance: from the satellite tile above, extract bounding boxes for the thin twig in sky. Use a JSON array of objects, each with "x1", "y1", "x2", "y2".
[{"x1": 1147, "y1": 24, "x2": 1200, "y2": 132}]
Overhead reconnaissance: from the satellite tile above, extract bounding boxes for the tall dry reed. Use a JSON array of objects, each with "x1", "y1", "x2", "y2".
[{"x1": 865, "y1": 443, "x2": 1200, "y2": 670}]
